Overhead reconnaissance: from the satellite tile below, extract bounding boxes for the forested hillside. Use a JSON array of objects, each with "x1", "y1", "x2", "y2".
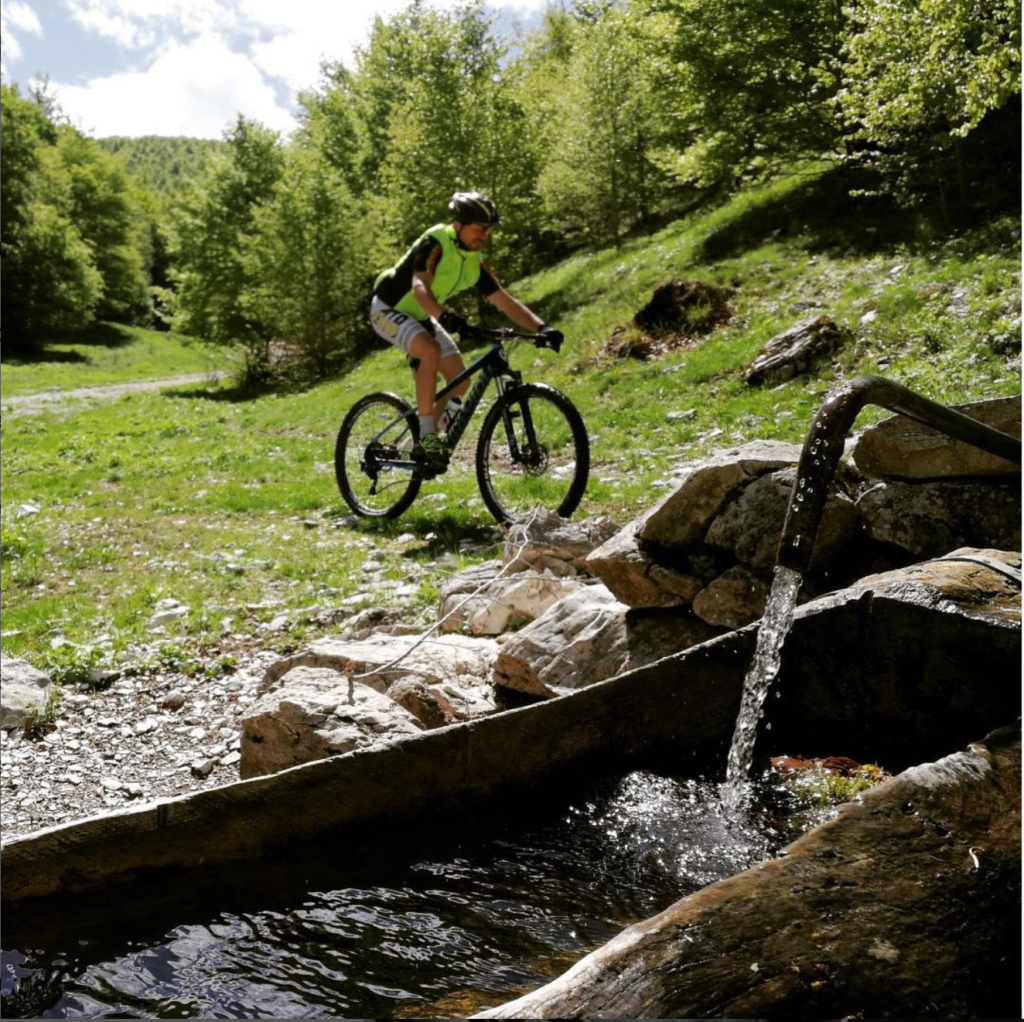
[
  {"x1": 2, "y1": 0, "x2": 1019, "y2": 376},
  {"x1": 97, "y1": 136, "x2": 224, "y2": 199}
]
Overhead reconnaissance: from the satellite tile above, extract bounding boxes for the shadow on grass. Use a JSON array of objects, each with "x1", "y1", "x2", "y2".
[
  {"x1": 2, "y1": 324, "x2": 136, "y2": 364},
  {"x1": 696, "y1": 162, "x2": 1021, "y2": 265},
  {"x1": 322, "y1": 506, "x2": 503, "y2": 558}
]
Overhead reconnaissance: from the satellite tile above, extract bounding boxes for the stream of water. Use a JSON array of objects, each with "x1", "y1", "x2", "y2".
[
  {"x1": 724, "y1": 565, "x2": 804, "y2": 796},
  {"x1": 1, "y1": 768, "x2": 833, "y2": 1019}
]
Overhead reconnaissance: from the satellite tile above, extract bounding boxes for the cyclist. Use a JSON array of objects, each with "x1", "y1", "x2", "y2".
[{"x1": 370, "y1": 191, "x2": 563, "y2": 471}]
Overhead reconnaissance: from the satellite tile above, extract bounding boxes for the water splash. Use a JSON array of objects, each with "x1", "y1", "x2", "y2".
[{"x1": 724, "y1": 565, "x2": 804, "y2": 797}]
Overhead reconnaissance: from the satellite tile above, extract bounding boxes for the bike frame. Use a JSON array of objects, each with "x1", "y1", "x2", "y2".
[{"x1": 372, "y1": 333, "x2": 531, "y2": 472}]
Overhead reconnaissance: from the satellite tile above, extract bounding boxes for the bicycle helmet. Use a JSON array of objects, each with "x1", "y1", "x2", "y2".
[{"x1": 448, "y1": 191, "x2": 500, "y2": 227}]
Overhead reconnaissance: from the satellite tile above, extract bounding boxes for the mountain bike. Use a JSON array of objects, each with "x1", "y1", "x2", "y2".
[{"x1": 334, "y1": 328, "x2": 590, "y2": 524}]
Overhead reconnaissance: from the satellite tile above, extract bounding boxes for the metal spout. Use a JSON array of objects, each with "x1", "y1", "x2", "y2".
[{"x1": 777, "y1": 376, "x2": 1021, "y2": 574}]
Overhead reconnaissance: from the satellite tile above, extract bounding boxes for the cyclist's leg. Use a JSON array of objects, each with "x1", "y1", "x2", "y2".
[
  {"x1": 370, "y1": 297, "x2": 439, "y2": 421},
  {"x1": 435, "y1": 352, "x2": 470, "y2": 421}
]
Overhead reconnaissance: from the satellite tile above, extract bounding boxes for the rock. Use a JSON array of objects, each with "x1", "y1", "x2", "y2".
[
  {"x1": 337, "y1": 606, "x2": 423, "y2": 641},
  {"x1": 582, "y1": 521, "x2": 701, "y2": 608},
  {"x1": 851, "y1": 394, "x2": 1021, "y2": 479},
  {"x1": 744, "y1": 315, "x2": 845, "y2": 386},
  {"x1": 633, "y1": 279, "x2": 732, "y2": 336},
  {"x1": 149, "y1": 599, "x2": 189, "y2": 626},
  {"x1": 705, "y1": 466, "x2": 859, "y2": 571},
  {"x1": 0, "y1": 655, "x2": 55, "y2": 731},
  {"x1": 261, "y1": 632, "x2": 498, "y2": 696},
  {"x1": 492, "y1": 585, "x2": 719, "y2": 697},
  {"x1": 502, "y1": 510, "x2": 620, "y2": 576},
  {"x1": 161, "y1": 690, "x2": 186, "y2": 711},
  {"x1": 692, "y1": 565, "x2": 771, "y2": 628},
  {"x1": 241, "y1": 667, "x2": 424, "y2": 778},
  {"x1": 438, "y1": 559, "x2": 588, "y2": 635},
  {"x1": 387, "y1": 676, "x2": 466, "y2": 728},
  {"x1": 585, "y1": 442, "x2": 806, "y2": 607},
  {"x1": 474, "y1": 723, "x2": 1021, "y2": 1020},
  {"x1": 190, "y1": 758, "x2": 216, "y2": 778},
  {"x1": 857, "y1": 478, "x2": 1021, "y2": 559}
]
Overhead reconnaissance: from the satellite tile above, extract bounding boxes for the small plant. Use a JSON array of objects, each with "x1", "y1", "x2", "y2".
[
  {"x1": 40, "y1": 644, "x2": 106, "y2": 686},
  {"x1": 776, "y1": 760, "x2": 889, "y2": 807},
  {"x1": 22, "y1": 683, "x2": 62, "y2": 738}
]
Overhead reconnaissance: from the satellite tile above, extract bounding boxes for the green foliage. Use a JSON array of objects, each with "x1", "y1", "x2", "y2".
[
  {"x1": 169, "y1": 117, "x2": 285, "y2": 376},
  {"x1": 838, "y1": 0, "x2": 1021, "y2": 200},
  {"x1": 242, "y1": 148, "x2": 367, "y2": 376},
  {"x1": 97, "y1": 136, "x2": 225, "y2": 199},
  {"x1": 1, "y1": 84, "x2": 102, "y2": 337},
  {"x1": 779, "y1": 763, "x2": 890, "y2": 807},
  {"x1": 40, "y1": 643, "x2": 105, "y2": 686}
]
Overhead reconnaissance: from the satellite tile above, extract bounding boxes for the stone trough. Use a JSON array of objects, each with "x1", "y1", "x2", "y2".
[{"x1": 1, "y1": 552, "x2": 1019, "y2": 1017}]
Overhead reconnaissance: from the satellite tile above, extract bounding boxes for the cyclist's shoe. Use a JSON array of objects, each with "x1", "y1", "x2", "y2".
[{"x1": 413, "y1": 433, "x2": 450, "y2": 475}]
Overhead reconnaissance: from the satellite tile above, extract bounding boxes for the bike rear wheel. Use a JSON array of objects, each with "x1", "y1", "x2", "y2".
[
  {"x1": 475, "y1": 382, "x2": 589, "y2": 524},
  {"x1": 335, "y1": 392, "x2": 421, "y2": 518}
]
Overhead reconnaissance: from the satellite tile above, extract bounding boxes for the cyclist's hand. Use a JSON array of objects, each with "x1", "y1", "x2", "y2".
[
  {"x1": 538, "y1": 325, "x2": 564, "y2": 352},
  {"x1": 439, "y1": 310, "x2": 469, "y2": 336}
]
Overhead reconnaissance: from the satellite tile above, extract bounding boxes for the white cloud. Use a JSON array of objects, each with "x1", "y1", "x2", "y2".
[
  {"x1": 64, "y1": 0, "x2": 236, "y2": 48},
  {"x1": 1, "y1": 0, "x2": 43, "y2": 63},
  {"x1": 49, "y1": 34, "x2": 297, "y2": 139}
]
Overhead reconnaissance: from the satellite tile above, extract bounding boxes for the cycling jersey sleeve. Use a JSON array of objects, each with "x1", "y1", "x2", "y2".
[
  {"x1": 476, "y1": 262, "x2": 500, "y2": 297},
  {"x1": 411, "y1": 237, "x2": 442, "y2": 275}
]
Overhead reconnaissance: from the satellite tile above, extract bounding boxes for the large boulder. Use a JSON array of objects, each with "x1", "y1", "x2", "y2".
[
  {"x1": 704, "y1": 466, "x2": 859, "y2": 571},
  {"x1": 1, "y1": 656, "x2": 55, "y2": 731},
  {"x1": 857, "y1": 478, "x2": 1021, "y2": 559},
  {"x1": 492, "y1": 584, "x2": 719, "y2": 698},
  {"x1": 743, "y1": 314, "x2": 845, "y2": 386},
  {"x1": 502, "y1": 510, "x2": 620, "y2": 576},
  {"x1": 261, "y1": 633, "x2": 498, "y2": 696},
  {"x1": 851, "y1": 394, "x2": 1021, "y2": 479},
  {"x1": 474, "y1": 721, "x2": 1021, "y2": 1020},
  {"x1": 240, "y1": 667, "x2": 424, "y2": 778},
  {"x1": 438, "y1": 560, "x2": 588, "y2": 635}
]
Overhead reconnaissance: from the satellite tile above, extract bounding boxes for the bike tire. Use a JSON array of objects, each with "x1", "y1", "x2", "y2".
[
  {"x1": 475, "y1": 382, "x2": 590, "y2": 524},
  {"x1": 335, "y1": 391, "x2": 421, "y2": 518}
]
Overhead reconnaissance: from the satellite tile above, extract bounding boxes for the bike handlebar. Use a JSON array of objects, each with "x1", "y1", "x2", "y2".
[{"x1": 472, "y1": 327, "x2": 562, "y2": 352}]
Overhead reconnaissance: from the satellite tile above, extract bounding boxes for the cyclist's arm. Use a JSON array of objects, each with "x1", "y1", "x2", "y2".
[
  {"x1": 410, "y1": 271, "x2": 446, "y2": 321},
  {"x1": 488, "y1": 287, "x2": 545, "y2": 332}
]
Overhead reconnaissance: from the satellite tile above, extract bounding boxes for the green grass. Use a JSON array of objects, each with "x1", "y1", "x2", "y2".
[
  {"x1": 2, "y1": 165, "x2": 1019, "y2": 672},
  {"x1": 0, "y1": 323, "x2": 239, "y2": 398}
]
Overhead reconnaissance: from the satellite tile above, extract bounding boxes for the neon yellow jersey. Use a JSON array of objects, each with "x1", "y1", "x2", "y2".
[{"x1": 373, "y1": 224, "x2": 498, "y2": 321}]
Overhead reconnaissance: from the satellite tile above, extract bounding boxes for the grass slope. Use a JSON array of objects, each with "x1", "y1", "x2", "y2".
[{"x1": 1, "y1": 166, "x2": 1019, "y2": 677}]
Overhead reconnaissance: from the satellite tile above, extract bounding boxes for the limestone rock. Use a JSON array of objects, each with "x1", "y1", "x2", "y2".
[
  {"x1": 692, "y1": 565, "x2": 771, "y2": 629},
  {"x1": 337, "y1": 606, "x2": 423, "y2": 641},
  {"x1": 438, "y1": 559, "x2": 587, "y2": 635},
  {"x1": 852, "y1": 394, "x2": 1021, "y2": 479},
  {"x1": 387, "y1": 676, "x2": 466, "y2": 728},
  {"x1": 262, "y1": 633, "x2": 498, "y2": 695},
  {"x1": 705, "y1": 466, "x2": 858, "y2": 570},
  {"x1": 241, "y1": 666, "x2": 424, "y2": 778},
  {"x1": 502, "y1": 510, "x2": 620, "y2": 576},
  {"x1": 744, "y1": 314, "x2": 844, "y2": 386},
  {"x1": 857, "y1": 478, "x2": 1021, "y2": 559},
  {"x1": 1, "y1": 655, "x2": 55, "y2": 730},
  {"x1": 637, "y1": 440, "x2": 805, "y2": 549},
  {"x1": 492, "y1": 584, "x2": 718, "y2": 697}
]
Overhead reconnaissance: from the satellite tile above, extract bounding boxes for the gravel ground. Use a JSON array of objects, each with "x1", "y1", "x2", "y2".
[{"x1": 0, "y1": 646, "x2": 280, "y2": 842}]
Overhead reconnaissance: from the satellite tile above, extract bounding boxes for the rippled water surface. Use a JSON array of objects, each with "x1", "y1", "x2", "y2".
[{"x1": 2, "y1": 770, "x2": 830, "y2": 1019}]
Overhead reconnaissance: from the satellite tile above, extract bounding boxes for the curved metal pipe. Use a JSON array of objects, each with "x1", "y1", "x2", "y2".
[{"x1": 777, "y1": 376, "x2": 1021, "y2": 574}]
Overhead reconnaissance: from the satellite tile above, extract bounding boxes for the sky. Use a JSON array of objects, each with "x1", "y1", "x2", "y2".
[{"x1": 0, "y1": 0, "x2": 551, "y2": 139}]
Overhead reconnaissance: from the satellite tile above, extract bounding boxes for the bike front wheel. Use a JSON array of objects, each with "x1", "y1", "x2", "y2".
[
  {"x1": 476, "y1": 383, "x2": 590, "y2": 524},
  {"x1": 335, "y1": 391, "x2": 421, "y2": 518}
]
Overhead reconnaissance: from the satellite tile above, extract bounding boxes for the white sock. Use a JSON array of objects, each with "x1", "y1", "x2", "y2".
[{"x1": 419, "y1": 415, "x2": 435, "y2": 436}]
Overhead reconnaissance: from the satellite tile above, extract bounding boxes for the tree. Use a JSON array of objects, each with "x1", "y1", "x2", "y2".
[
  {"x1": 56, "y1": 128, "x2": 150, "y2": 322},
  {"x1": 838, "y1": 0, "x2": 1021, "y2": 203},
  {"x1": 170, "y1": 117, "x2": 285, "y2": 376},
  {"x1": 0, "y1": 83, "x2": 101, "y2": 338},
  {"x1": 242, "y1": 149, "x2": 366, "y2": 378}
]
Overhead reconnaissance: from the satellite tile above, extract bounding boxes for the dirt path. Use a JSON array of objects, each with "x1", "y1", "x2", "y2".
[{"x1": 2, "y1": 372, "x2": 228, "y2": 416}]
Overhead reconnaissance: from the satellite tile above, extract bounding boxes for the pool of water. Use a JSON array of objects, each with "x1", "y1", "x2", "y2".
[{"x1": 1, "y1": 769, "x2": 834, "y2": 1019}]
